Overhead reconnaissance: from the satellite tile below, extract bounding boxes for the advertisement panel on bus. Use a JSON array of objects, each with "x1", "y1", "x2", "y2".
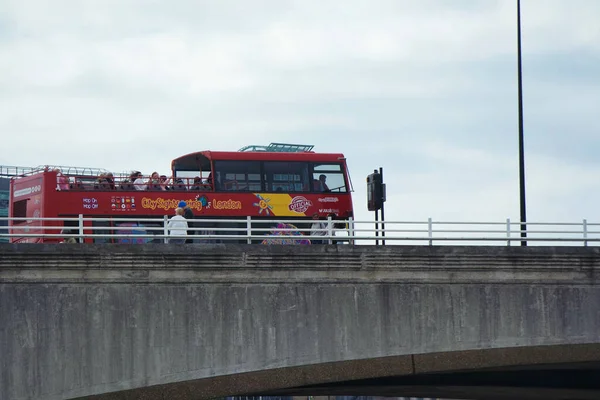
[{"x1": 50, "y1": 191, "x2": 349, "y2": 218}]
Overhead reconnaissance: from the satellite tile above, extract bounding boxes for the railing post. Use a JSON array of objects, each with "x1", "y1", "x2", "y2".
[
  {"x1": 506, "y1": 218, "x2": 511, "y2": 246},
  {"x1": 428, "y1": 217, "x2": 433, "y2": 246},
  {"x1": 583, "y1": 218, "x2": 588, "y2": 247},
  {"x1": 246, "y1": 216, "x2": 252, "y2": 244},
  {"x1": 327, "y1": 216, "x2": 333, "y2": 245},
  {"x1": 78, "y1": 214, "x2": 84, "y2": 243},
  {"x1": 348, "y1": 217, "x2": 354, "y2": 245},
  {"x1": 163, "y1": 215, "x2": 169, "y2": 244}
]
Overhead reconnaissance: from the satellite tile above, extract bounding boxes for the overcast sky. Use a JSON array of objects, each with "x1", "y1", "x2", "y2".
[{"x1": 2, "y1": 0, "x2": 600, "y2": 227}]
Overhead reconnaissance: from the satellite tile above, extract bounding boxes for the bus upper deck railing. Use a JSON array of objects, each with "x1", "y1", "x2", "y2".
[
  {"x1": 0, "y1": 165, "x2": 38, "y2": 178},
  {"x1": 1, "y1": 216, "x2": 599, "y2": 246},
  {"x1": 4, "y1": 165, "x2": 112, "y2": 179},
  {"x1": 10, "y1": 168, "x2": 350, "y2": 193}
]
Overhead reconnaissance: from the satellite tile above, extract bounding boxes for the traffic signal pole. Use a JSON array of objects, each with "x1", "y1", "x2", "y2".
[
  {"x1": 380, "y1": 167, "x2": 385, "y2": 245},
  {"x1": 367, "y1": 168, "x2": 386, "y2": 246},
  {"x1": 375, "y1": 209, "x2": 379, "y2": 246}
]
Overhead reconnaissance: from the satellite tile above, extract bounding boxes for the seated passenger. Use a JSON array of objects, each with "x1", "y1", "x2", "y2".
[
  {"x1": 173, "y1": 178, "x2": 187, "y2": 190},
  {"x1": 105, "y1": 172, "x2": 116, "y2": 190},
  {"x1": 133, "y1": 172, "x2": 147, "y2": 190},
  {"x1": 160, "y1": 175, "x2": 171, "y2": 190},
  {"x1": 95, "y1": 173, "x2": 108, "y2": 190},
  {"x1": 71, "y1": 180, "x2": 85, "y2": 190},
  {"x1": 191, "y1": 177, "x2": 202, "y2": 191},
  {"x1": 120, "y1": 179, "x2": 134, "y2": 190},
  {"x1": 119, "y1": 172, "x2": 137, "y2": 190},
  {"x1": 147, "y1": 172, "x2": 161, "y2": 191},
  {"x1": 199, "y1": 173, "x2": 213, "y2": 190}
]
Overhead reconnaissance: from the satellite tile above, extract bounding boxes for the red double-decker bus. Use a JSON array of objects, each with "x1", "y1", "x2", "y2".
[{"x1": 8, "y1": 143, "x2": 354, "y2": 243}]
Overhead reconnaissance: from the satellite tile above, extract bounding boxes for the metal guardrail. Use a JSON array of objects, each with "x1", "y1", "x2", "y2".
[{"x1": 1, "y1": 216, "x2": 599, "y2": 246}]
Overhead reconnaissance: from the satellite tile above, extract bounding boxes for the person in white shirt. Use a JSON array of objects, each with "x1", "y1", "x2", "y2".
[
  {"x1": 167, "y1": 207, "x2": 188, "y2": 244},
  {"x1": 133, "y1": 172, "x2": 147, "y2": 191}
]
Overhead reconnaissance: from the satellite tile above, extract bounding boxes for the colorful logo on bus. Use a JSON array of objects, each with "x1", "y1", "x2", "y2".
[
  {"x1": 111, "y1": 196, "x2": 135, "y2": 211},
  {"x1": 253, "y1": 194, "x2": 273, "y2": 215},
  {"x1": 288, "y1": 196, "x2": 313, "y2": 214},
  {"x1": 197, "y1": 195, "x2": 209, "y2": 207}
]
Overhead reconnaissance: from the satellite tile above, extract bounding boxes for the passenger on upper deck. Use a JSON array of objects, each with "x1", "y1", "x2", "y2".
[
  {"x1": 173, "y1": 178, "x2": 187, "y2": 190},
  {"x1": 105, "y1": 173, "x2": 116, "y2": 190},
  {"x1": 96, "y1": 173, "x2": 108, "y2": 190},
  {"x1": 159, "y1": 175, "x2": 171, "y2": 190},
  {"x1": 55, "y1": 168, "x2": 70, "y2": 191},
  {"x1": 148, "y1": 172, "x2": 162, "y2": 191},
  {"x1": 96, "y1": 173, "x2": 116, "y2": 190},
  {"x1": 133, "y1": 172, "x2": 147, "y2": 190},
  {"x1": 191, "y1": 177, "x2": 202, "y2": 191},
  {"x1": 204, "y1": 173, "x2": 213, "y2": 186},
  {"x1": 119, "y1": 172, "x2": 135, "y2": 190}
]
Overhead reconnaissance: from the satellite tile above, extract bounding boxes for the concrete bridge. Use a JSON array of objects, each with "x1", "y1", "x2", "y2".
[{"x1": 1, "y1": 244, "x2": 600, "y2": 400}]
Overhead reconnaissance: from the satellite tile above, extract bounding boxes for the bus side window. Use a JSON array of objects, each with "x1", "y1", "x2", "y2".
[
  {"x1": 213, "y1": 161, "x2": 262, "y2": 192},
  {"x1": 264, "y1": 161, "x2": 309, "y2": 193}
]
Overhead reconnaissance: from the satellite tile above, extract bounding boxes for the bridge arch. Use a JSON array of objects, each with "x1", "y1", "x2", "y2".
[{"x1": 80, "y1": 343, "x2": 600, "y2": 399}]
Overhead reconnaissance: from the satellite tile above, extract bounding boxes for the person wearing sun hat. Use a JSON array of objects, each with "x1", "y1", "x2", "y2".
[{"x1": 178, "y1": 200, "x2": 195, "y2": 242}]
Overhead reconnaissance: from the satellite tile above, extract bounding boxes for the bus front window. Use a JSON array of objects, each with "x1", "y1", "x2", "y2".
[{"x1": 312, "y1": 163, "x2": 347, "y2": 193}]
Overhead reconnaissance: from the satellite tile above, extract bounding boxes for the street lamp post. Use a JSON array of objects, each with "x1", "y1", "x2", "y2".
[{"x1": 517, "y1": 0, "x2": 527, "y2": 246}]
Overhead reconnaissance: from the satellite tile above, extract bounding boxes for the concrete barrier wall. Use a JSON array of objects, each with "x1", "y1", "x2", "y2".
[{"x1": 1, "y1": 244, "x2": 600, "y2": 399}]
